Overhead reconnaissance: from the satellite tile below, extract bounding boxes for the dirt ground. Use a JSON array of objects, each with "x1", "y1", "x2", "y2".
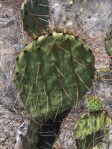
[{"x1": 0, "y1": 1, "x2": 29, "y2": 148}]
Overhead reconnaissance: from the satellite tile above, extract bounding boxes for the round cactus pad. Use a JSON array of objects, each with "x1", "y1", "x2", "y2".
[{"x1": 15, "y1": 32, "x2": 95, "y2": 120}]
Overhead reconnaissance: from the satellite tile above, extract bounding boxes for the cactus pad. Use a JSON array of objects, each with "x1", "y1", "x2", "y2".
[
  {"x1": 15, "y1": 32, "x2": 95, "y2": 120},
  {"x1": 74, "y1": 111, "x2": 112, "y2": 149},
  {"x1": 21, "y1": 0, "x2": 50, "y2": 37},
  {"x1": 85, "y1": 96, "x2": 103, "y2": 113}
]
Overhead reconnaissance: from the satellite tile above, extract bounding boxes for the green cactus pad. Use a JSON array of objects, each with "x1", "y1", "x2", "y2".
[
  {"x1": 74, "y1": 111, "x2": 112, "y2": 149},
  {"x1": 85, "y1": 96, "x2": 103, "y2": 113},
  {"x1": 74, "y1": 112, "x2": 105, "y2": 140},
  {"x1": 15, "y1": 32, "x2": 95, "y2": 120},
  {"x1": 21, "y1": 0, "x2": 50, "y2": 37}
]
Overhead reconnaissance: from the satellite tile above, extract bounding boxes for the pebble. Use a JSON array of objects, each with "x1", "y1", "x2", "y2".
[{"x1": 0, "y1": 3, "x2": 2, "y2": 8}]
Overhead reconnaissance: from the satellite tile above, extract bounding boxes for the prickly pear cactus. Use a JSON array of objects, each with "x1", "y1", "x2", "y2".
[
  {"x1": 85, "y1": 96, "x2": 103, "y2": 113},
  {"x1": 21, "y1": 0, "x2": 50, "y2": 37},
  {"x1": 15, "y1": 32, "x2": 95, "y2": 120},
  {"x1": 74, "y1": 109, "x2": 112, "y2": 149}
]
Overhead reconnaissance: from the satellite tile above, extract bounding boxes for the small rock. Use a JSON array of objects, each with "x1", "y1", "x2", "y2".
[
  {"x1": 0, "y1": 3, "x2": 2, "y2": 8},
  {"x1": 68, "y1": 138, "x2": 74, "y2": 146}
]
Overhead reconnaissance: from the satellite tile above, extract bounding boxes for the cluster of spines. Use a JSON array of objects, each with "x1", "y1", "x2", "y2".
[{"x1": 85, "y1": 96, "x2": 103, "y2": 113}]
